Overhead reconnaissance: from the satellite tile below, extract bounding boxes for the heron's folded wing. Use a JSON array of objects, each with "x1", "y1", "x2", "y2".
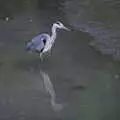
[
  {"x1": 31, "y1": 34, "x2": 45, "y2": 51},
  {"x1": 35, "y1": 42, "x2": 44, "y2": 52},
  {"x1": 32, "y1": 34, "x2": 47, "y2": 44},
  {"x1": 28, "y1": 33, "x2": 49, "y2": 52}
]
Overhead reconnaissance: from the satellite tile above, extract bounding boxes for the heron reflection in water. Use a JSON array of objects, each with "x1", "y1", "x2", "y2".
[
  {"x1": 40, "y1": 71, "x2": 64, "y2": 111},
  {"x1": 26, "y1": 21, "x2": 70, "y2": 60}
]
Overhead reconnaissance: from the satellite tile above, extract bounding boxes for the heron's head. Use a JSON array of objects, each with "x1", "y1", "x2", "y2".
[{"x1": 54, "y1": 21, "x2": 70, "y2": 31}]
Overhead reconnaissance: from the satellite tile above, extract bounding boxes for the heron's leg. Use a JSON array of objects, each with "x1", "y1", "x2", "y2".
[
  {"x1": 40, "y1": 53, "x2": 43, "y2": 61},
  {"x1": 48, "y1": 49, "x2": 52, "y2": 56}
]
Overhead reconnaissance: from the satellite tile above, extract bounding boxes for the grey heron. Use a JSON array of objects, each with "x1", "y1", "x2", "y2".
[{"x1": 26, "y1": 21, "x2": 70, "y2": 60}]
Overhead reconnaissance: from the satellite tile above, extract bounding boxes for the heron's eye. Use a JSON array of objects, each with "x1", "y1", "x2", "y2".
[{"x1": 56, "y1": 22, "x2": 61, "y2": 26}]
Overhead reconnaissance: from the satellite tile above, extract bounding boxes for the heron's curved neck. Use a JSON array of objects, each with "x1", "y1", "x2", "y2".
[{"x1": 51, "y1": 24, "x2": 57, "y2": 43}]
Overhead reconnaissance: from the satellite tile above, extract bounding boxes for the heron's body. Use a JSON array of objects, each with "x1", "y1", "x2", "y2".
[{"x1": 26, "y1": 21, "x2": 69, "y2": 60}]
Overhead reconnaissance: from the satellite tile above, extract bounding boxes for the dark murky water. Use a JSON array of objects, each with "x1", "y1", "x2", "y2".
[
  {"x1": 0, "y1": 0, "x2": 119, "y2": 120},
  {"x1": 64, "y1": 0, "x2": 120, "y2": 60}
]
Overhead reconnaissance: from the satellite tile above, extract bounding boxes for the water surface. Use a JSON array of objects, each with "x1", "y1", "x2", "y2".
[{"x1": 0, "y1": 0, "x2": 119, "y2": 120}]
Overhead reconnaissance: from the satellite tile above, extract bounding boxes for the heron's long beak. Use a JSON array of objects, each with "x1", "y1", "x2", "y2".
[{"x1": 63, "y1": 26, "x2": 70, "y2": 31}]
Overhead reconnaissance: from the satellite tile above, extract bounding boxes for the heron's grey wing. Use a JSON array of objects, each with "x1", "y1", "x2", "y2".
[
  {"x1": 32, "y1": 34, "x2": 49, "y2": 52},
  {"x1": 26, "y1": 33, "x2": 50, "y2": 52},
  {"x1": 35, "y1": 43, "x2": 44, "y2": 52},
  {"x1": 26, "y1": 34, "x2": 46, "y2": 52},
  {"x1": 31, "y1": 34, "x2": 45, "y2": 45},
  {"x1": 26, "y1": 39, "x2": 44, "y2": 52}
]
